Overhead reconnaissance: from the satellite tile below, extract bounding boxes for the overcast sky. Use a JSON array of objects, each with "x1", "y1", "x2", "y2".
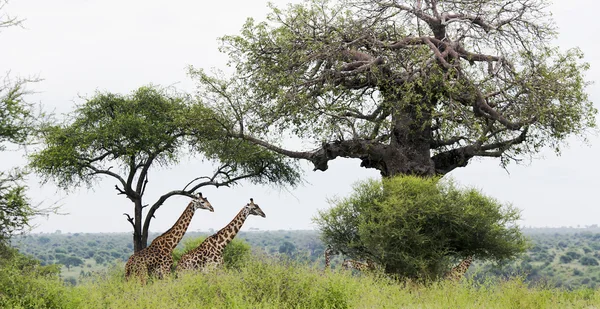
[{"x1": 0, "y1": 0, "x2": 598, "y2": 235}]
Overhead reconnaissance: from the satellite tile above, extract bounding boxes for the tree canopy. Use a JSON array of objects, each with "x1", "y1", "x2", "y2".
[
  {"x1": 30, "y1": 86, "x2": 300, "y2": 251},
  {"x1": 191, "y1": 0, "x2": 596, "y2": 177},
  {"x1": 315, "y1": 175, "x2": 527, "y2": 280}
]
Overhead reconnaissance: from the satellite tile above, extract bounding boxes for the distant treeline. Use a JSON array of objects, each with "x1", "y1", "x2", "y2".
[{"x1": 11, "y1": 228, "x2": 600, "y2": 289}]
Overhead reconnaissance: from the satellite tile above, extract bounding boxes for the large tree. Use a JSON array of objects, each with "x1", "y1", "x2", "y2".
[
  {"x1": 191, "y1": 0, "x2": 596, "y2": 177},
  {"x1": 29, "y1": 86, "x2": 300, "y2": 252}
]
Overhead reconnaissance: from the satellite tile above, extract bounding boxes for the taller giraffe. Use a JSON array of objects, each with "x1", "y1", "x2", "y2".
[
  {"x1": 124, "y1": 193, "x2": 214, "y2": 283},
  {"x1": 444, "y1": 256, "x2": 473, "y2": 282},
  {"x1": 176, "y1": 198, "x2": 265, "y2": 272}
]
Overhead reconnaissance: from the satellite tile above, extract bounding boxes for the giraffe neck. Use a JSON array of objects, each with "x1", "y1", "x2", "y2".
[
  {"x1": 211, "y1": 207, "x2": 250, "y2": 251},
  {"x1": 454, "y1": 256, "x2": 472, "y2": 272},
  {"x1": 446, "y1": 256, "x2": 473, "y2": 280},
  {"x1": 150, "y1": 202, "x2": 195, "y2": 251}
]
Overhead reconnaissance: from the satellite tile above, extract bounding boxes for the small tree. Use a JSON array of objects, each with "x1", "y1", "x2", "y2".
[
  {"x1": 315, "y1": 175, "x2": 527, "y2": 280},
  {"x1": 30, "y1": 86, "x2": 300, "y2": 252}
]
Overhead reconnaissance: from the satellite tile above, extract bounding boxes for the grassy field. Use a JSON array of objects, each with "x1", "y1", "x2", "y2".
[{"x1": 7, "y1": 257, "x2": 600, "y2": 309}]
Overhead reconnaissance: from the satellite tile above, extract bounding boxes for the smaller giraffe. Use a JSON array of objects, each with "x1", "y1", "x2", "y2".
[
  {"x1": 124, "y1": 193, "x2": 214, "y2": 283},
  {"x1": 324, "y1": 246, "x2": 334, "y2": 271},
  {"x1": 342, "y1": 258, "x2": 376, "y2": 272},
  {"x1": 444, "y1": 256, "x2": 473, "y2": 282},
  {"x1": 176, "y1": 198, "x2": 265, "y2": 272}
]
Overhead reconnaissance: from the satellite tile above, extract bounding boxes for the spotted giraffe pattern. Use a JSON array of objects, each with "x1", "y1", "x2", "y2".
[
  {"x1": 176, "y1": 198, "x2": 265, "y2": 272},
  {"x1": 342, "y1": 258, "x2": 376, "y2": 272},
  {"x1": 124, "y1": 193, "x2": 214, "y2": 283},
  {"x1": 324, "y1": 246, "x2": 334, "y2": 271},
  {"x1": 444, "y1": 256, "x2": 473, "y2": 281}
]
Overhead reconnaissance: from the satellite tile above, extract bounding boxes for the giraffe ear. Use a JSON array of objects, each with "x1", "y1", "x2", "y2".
[{"x1": 197, "y1": 192, "x2": 203, "y2": 198}]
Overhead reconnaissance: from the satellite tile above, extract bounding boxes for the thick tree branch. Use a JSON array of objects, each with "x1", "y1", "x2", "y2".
[
  {"x1": 432, "y1": 127, "x2": 529, "y2": 174},
  {"x1": 230, "y1": 132, "x2": 382, "y2": 172},
  {"x1": 88, "y1": 165, "x2": 127, "y2": 189},
  {"x1": 135, "y1": 157, "x2": 154, "y2": 195},
  {"x1": 431, "y1": 136, "x2": 465, "y2": 148}
]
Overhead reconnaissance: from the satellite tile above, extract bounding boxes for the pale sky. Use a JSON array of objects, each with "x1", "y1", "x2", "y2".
[{"x1": 0, "y1": 0, "x2": 598, "y2": 234}]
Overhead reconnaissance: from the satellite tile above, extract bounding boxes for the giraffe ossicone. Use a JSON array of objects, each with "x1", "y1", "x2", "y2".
[
  {"x1": 124, "y1": 192, "x2": 214, "y2": 284},
  {"x1": 176, "y1": 198, "x2": 265, "y2": 272}
]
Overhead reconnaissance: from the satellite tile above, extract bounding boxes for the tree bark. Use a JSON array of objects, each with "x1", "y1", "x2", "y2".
[
  {"x1": 133, "y1": 198, "x2": 144, "y2": 252},
  {"x1": 377, "y1": 90, "x2": 435, "y2": 177}
]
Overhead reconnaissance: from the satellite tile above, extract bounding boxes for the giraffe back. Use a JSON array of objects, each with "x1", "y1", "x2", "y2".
[{"x1": 342, "y1": 259, "x2": 374, "y2": 272}]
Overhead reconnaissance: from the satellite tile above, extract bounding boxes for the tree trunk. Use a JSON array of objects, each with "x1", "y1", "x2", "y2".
[
  {"x1": 376, "y1": 93, "x2": 435, "y2": 177},
  {"x1": 133, "y1": 199, "x2": 145, "y2": 252}
]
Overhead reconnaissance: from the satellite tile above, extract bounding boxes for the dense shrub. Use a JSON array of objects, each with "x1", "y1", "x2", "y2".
[{"x1": 316, "y1": 175, "x2": 527, "y2": 279}]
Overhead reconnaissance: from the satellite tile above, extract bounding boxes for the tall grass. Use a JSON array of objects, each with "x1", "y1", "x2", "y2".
[
  {"x1": 59, "y1": 256, "x2": 600, "y2": 309},
  {"x1": 4, "y1": 255, "x2": 600, "y2": 308}
]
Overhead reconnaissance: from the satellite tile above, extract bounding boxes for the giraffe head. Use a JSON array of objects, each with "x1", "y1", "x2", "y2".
[
  {"x1": 246, "y1": 198, "x2": 266, "y2": 218},
  {"x1": 191, "y1": 192, "x2": 214, "y2": 212}
]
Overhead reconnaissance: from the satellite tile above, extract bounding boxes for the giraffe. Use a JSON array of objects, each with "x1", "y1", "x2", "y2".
[
  {"x1": 124, "y1": 193, "x2": 214, "y2": 283},
  {"x1": 324, "y1": 246, "x2": 334, "y2": 271},
  {"x1": 176, "y1": 198, "x2": 265, "y2": 272},
  {"x1": 341, "y1": 258, "x2": 376, "y2": 272},
  {"x1": 444, "y1": 256, "x2": 473, "y2": 282}
]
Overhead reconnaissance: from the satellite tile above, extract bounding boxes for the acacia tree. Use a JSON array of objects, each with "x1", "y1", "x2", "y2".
[
  {"x1": 191, "y1": 0, "x2": 596, "y2": 177},
  {"x1": 29, "y1": 86, "x2": 300, "y2": 252}
]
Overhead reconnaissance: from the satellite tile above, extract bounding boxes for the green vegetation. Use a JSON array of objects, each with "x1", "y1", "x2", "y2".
[
  {"x1": 316, "y1": 176, "x2": 526, "y2": 279},
  {"x1": 13, "y1": 228, "x2": 600, "y2": 290},
  {"x1": 0, "y1": 244, "x2": 66, "y2": 309},
  {"x1": 29, "y1": 85, "x2": 300, "y2": 252},
  {"x1": 472, "y1": 230, "x2": 600, "y2": 290},
  {"x1": 3, "y1": 255, "x2": 600, "y2": 309}
]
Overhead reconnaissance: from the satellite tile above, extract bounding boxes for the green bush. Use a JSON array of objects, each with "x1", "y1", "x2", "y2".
[
  {"x1": 566, "y1": 251, "x2": 582, "y2": 259},
  {"x1": 173, "y1": 236, "x2": 251, "y2": 269},
  {"x1": 0, "y1": 244, "x2": 68, "y2": 309},
  {"x1": 580, "y1": 256, "x2": 599, "y2": 266},
  {"x1": 560, "y1": 255, "x2": 573, "y2": 264},
  {"x1": 315, "y1": 175, "x2": 528, "y2": 280}
]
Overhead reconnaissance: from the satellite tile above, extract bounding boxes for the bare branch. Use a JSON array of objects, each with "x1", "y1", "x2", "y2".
[{"x1": 123, "y1": 213, "x2": 135, "y2": 229}]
